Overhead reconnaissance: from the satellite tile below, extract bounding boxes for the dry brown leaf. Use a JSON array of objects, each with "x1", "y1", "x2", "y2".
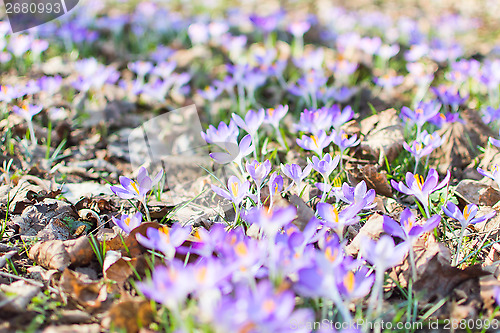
[
  {"x1": 347, "y1": 164, "x2": 393, "y2": 197},
  {"x1": 345, "y1": 213, "x2": 384, "y2": 256},
  {"x1": 414, "y1": 255, "x2": 489, "y2": 304},
  {"x1": 0, "y1": 281, "x2": 41, "y2": 313},
  {"x1": 64, "y1": 236, "x2": 95, "y2": 267},
  {"x1": 358, "y1": 108, "x2": 405, "y2": 164},
  {"x1": 28, "y1": 236, "x2": 94, "y2": 271},
  {"x1": 479, "y1": 187, "x2": 500, "y2": 206},
  {"x1": 103, "y1": 250, "x2": 137, "y2": 288},
  {"x1": 455, "y1": 179, "x2": 493, "y2": 205},
  {"x1": 391, "y1": 233, "x2": 451, "y2": 288},
  {"x1": 473, "y1": 207, "x2": 500, "y2": 240},
  {"x1": 9, "y1": 198, "x2": 77, "y2": 241},
  {"x1": 29, "y1": 240, "x2": 70, "y2": 271},
  {"x1": 59, "y1": 269, "x2": 107, "y2": 309},
  {"x1": 102, "y1": 298, "x2": 153, "y2": 333},
  {"x1": 433, "y1": 109, "x2": 493, "y2": 177}
]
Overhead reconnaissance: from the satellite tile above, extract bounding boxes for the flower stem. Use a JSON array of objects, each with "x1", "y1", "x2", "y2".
[
  {"x1": 367, "y1": 268, "x2": 385, "y2": 321},
  {"x1": 27, "y1": 120, "x2": 37, "y2": 147},
  {"x1": 320, "y1": 175, "x2": 328, "y2": 202},
  {"x1": 142, "y1": 201, "x2": 151, "y2": 222},
  {"x1": 453, "y1": 227, "x2": 466, "y2": 267},
  {"x1": 275, "y1": 127, "x2": 286, "y2": 150},
  {"x1": 408, "y1": 245, "x2": 418, "y2": 281}
]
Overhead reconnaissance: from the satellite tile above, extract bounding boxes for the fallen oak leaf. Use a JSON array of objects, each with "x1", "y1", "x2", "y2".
[
  {"x1": 28, "y1": 236, "x2": 94, "y2": 271},
  {"x1": 102, "y1": 298, "x2": 153, "y2": 333},
  {"x1": 347, "y1": 164, "x2": 393, "y2": 198},
  {"x1": 414, "y1": 254, "x2": 489, "y2": 304},
  {"x1": 59, "y1": 269, "x2": 108, "y2": 309},
  {"x1": 102, "y1": 250, "x2": 137, "y2": 289}
]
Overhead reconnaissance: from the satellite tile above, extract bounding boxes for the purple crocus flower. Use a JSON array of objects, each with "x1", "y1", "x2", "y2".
[
  {"x1": 280, "y1": 163, "x2": 313, "y2": 192},
  {"x1": 419, "y1": 130, "x2": 443, "y2": 149},
  {"x1": 151, "y1": 61, "x2": 177, "y2": 79},
  {"x1": 211, "y1": 175, "x2": 252, "y2": 206},
  {"x1": 391, "y1": 169, "x2": 450, "y2": 217},
  {"x1": 361, "y1": 235, "x2": 409, "y2": 272},
  {"x1": 330, "y1": 105, "x2": 355, "y2": 131},
  {"x1": 112, "y1": 212, "x2": 143, "y2": 234},
  {"x1": 401, "y1": 101, "x2": 441, "y2": 133},
  {"x1": 316, "y1": 202, "x2": 361, "y2": 238},
  {"x1": 431, "y1": 85, "x2": 468, "y2": 111},
  {"x1": 376, "y1": 44, "x2": 400, "y2": 60},
  {"x1": 110, "y1": 167, "x2": 163, "y2": 204},
  {"x1": 482, "y1": 106, "x2": 500, "y2": 124},
  {"x1": 288, "y1": 21, "x2": 311, "y2": 38},
  {"x1": 477, "y1": 165, "x2": 500, "y2": 189},
  {"x1": 383, "y1": 208, "x2": 440, "y2": 242},
  {"x1": 296, "y1": 130, "x2": 332, "y2": 157},
  {"x1": 213, "y1": 280, "x2": 313, "y2": 333},
  {"x1": 337, "y1": 266, "x2": 375, "y2": 302},
  {"x1": 294, "y1": 108, "x2": 333, "y2": 135},
  {"x1": 443, "y1": 202, "x2": 496, "y2": 229},
  {"x1": 12, "y1": 104, "x2": 42, "y2": 121},
  {"x1": 209, "y1": 134, "x2": 254, "y2": 173},
  {"x1": 403, "y1": 140, "x2": 434, "y2": 170},
  {"x1": 361, "y1": 235, "x2": 409, "y2": 316},
  {"x1": 232, "y1": 108, "x2": 265, "y2": 138},
  {"x1": 338, "y1": 181, "x2": 376, "y2": 210},
  {"x1": 310, "y1": 154, "x2": 340, "y2": 178},
  {"x1": 332, "y1": 130, "x2": 360, "y2": 153},
  {"x1": 13, "y1": 104, "x2": 43, "y2": 147},
  {"x1": 246, "y1": 159, "x2": 272, "y2": 206},
  {"x1": 198, "y1": 85, "x2": 223, "y2": 102},
  {"x1": 373, "y1": 74, "x2": 404, "y2": 89},
  {"x1": 136, "y1": 224, "x2": 190, "y2": 260},
  {"x1": 246, "y1": 160, "x2": 272, "y2": 187},
  {"x1": 201, "y1": 120, "x2": 239, "y2": 146},
  {"x1": 249, "y1": 12, "x2": 283, "y2": 33},
  {"x1": 136, "y1": 260, "x2": 192, "y2": 309},
  {"x1": 128, "y1": 61, "x2": 153, "y2": 78},
  {"x1": 443, "y1": 201, "x2": 496, "y2": 266},
  {"x1": 263, "y1": 105, "x2": 288, "y2": 129},
  {"x1": 243, "y1": 206, "x2": 296, "y2": 239},
  {"x1": 37, "y1": 76, "x2": 62, "y2": 95},
  {"x1": 267, "y1": 173, "x2": 283, "y2": 211}
]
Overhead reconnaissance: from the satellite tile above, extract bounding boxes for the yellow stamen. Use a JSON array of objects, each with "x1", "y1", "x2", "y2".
[
  {"x1": 344, "y1": 271, "x2": 355, "y2": 293},
  {"x1": 130, "y1": 181, "x2": 140, "y2": 195},
  {"x1": 415, "y1": 108, "x2": 423, "y2": 114},
  {"x1": 414, "y1": 174, "x2": 424, "y2": 190},
  {"x1": 160, "y1": 226, "x2": 170, "y2": 241},
  {"x1": 311, "y1": 135, "x2": 319, "y2": 148},
  {"x1": 268, "y1": 108, "x2": 275, "y2": 117},
  {"x1": 330, "y1": 206, "x2": 339, "y2": 223},
  {"x1": 235, "y1": 242, "x2": 248, "y2": 256},
  {"x1": 231, "y1": 182, "x2": 239, "y2": 197},
  {"x1": 168, "y1": 268, "x2": 178, "y2": 282},
  {"x1": 263, "y1": 299, "x2": 276, "y2": 313},
  {"x1": 325, "y1": 247, "x2": 338, "y2": 263},
  {"x1": 196, "y1": 266, "x2": 207, "y2": 283},
  {"x1": 124, "y1": 217, "x2": 131, "y2": 226},
  {"x1": 463, "y1": 205, "x2": 470, "y2": 220}
]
